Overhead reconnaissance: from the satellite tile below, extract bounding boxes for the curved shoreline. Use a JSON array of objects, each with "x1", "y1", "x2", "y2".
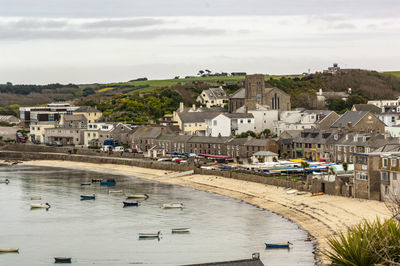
[{"x1": 14, "y1": 160, "x2": 391, "y2": 265}]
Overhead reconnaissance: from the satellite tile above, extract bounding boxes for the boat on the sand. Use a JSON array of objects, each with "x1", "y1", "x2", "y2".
[
  {"x1": 30, "y1": 203, "x2": 51, "y2": 209},
  {"x1": 80, "y1": 194, "x2": 95, "y2": 200},
  {"x1": 265, "y1": 242, "x2": 292, "y2": 248},
  {"x1": 126, "y1": 193, "x2": 149, "y2": 199},
  {"x1": 54, "y1": 257, "x2": 71, "y2": 263},
  {"x1": 162, "y1": 203, "x2": 184, "y2": 209},
  {"x1": 80, "y1": 182, "x2": 91, "y2": 186},
  {"x1": 172, "y1": 228, "x2": 190, "y2": 233},
  {"x1": 138, "y1": 231, "x2": 161, "y2": 239},
  {"x1": 100, "y1": 179, "x2": 116, "y2": 186},
  {"x1": 0, "y1": 248, "x2": 19, "y2": 253},
  {"x1": 123, "y1": 201, "x2": 140, "y2": 207},
  {"x1": 109, "y1": 190, "x2": 123, "y2": 194}
]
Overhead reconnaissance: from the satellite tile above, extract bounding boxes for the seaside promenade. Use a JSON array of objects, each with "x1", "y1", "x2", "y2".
[{"x1": 15, "y1": 159, "x2": 391, "y2": 265}]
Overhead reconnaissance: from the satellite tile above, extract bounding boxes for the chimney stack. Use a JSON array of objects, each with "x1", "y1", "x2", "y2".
[{"x1": 179, "y1": 102, "x2": 184, "y2": 113}]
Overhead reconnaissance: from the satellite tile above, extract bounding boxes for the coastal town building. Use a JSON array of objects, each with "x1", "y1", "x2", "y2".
[
  {"x1": 29, "y1": 121, "x2": 57, "y2": 143},
  {"x1": 196, "y1": 87, "x2": 228, "y2": 108},
  {"x1": 316, "y1": 88, "x2": 350, "y2": 108},
  {"x1": 251, "y1": 151, "x2": 278, "y2": 163},
  {"x1": 235, "y1": 104, "x2": 278, "y2": 133},
  {"x1": 377, "y1": 105, "x2": 400, "y2": 127},
  {"x1": 229, "y1": 74, "x2": 290, "y2": 113},
  {"x1": 273, "y1": 109, "x2": 338, "y2": 136},
  {"x1": 205, "y1": 113, "x2": 255, "y2": 137},
  {"x1": 73, "y1": 106, "x2": 103, "y2": 123},
  {"x1": 351, "y1": 104, "x2": 382, "y2": 115},
  {"x1": 368, "y1": 97, "x2": 400, "y2": 108},
  {"x1": 83, "y1": 122, "x2": 114, "y2": 147},
  {"x1": 19, "y1": 102, "x2": 79, "y2": 127},
  {"x1": 330, "y1": 111, "x2": 385, "y2": 133}
]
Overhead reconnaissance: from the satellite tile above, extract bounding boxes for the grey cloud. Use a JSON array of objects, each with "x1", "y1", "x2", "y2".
[
  {"x1": 7, "y1": 18, "x2": 69, "y2": 29},
  {"x1": 82, "y1": 18, "x2": 165, "y2": 28},
  {"x1": 329, "y1": 23, "x2": 356, "y2": 30},
  {"x1": 0, "y1": 17, "x2": 226, "y2": 40}
]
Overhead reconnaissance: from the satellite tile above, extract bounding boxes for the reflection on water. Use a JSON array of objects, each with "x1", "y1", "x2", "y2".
[{"x1": 0, "y1": 165, "x2": 314, "y2": 265}]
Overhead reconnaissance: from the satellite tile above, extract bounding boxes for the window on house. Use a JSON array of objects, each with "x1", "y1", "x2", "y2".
[
  {"x1": 392, "y1": 159, "x2": 397, "y2": 167},
  {"x1": 359, "y1": 172, "x2": 368, "y2": 180},
  {"x1": 240, "y1": 120, "x2": 243, "y2": 123},
  {"x1": 338, "y1": 146, "x2": 341, "y2": 151},
  {"x1": 393, "y1": 172, "x2": 398, "y2": 180},
  {"x1": 213, "y1": 120, "x2": 217, "y2": 126},
  {"x1": 247, "y1": 119, "x2": 251, "y2": 123},
  {"x1": 385, "y1": 185, "x2": 389, "y2": 195},
  {"x1": 383, "y1": 158, "x2": 388, "y2": 167}
]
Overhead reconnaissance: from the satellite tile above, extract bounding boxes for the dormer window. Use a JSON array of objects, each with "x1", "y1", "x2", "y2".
[
  {"x1": 354, "y1": 136, "x2": 358, "y2": 142},
  {"x1": 334, "y1": 134, "x2": 338, "y2": 140}
]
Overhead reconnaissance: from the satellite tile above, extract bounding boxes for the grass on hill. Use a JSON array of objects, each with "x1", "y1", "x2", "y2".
[
  {"x1": 384, "y1": 71, "x2": 400, "y2": 78},
  {"x1": 103, "y1": 75, "x2": 298, "y2": 94}
]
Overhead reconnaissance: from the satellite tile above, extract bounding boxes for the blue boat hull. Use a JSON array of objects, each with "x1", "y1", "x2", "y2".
[
  {"x1": 265, "y1": 243, "x2": 290, "y2": 248},
  {"x1": 80, "y1": 195, "x2": 95, "y2": 200},
  {"x1": 123, "y1": 201, "x2": 139, "y2": 207},
  {"x1": 100, "y1": 181, "x2": 116, "y2": 186}
]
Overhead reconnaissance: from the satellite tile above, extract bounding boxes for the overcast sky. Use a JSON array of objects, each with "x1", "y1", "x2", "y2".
[{"x1": 1, "y1": 0, "x2": 400, "y2": 84}]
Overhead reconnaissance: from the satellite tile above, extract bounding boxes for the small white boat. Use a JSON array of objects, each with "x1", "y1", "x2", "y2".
[
  {"x1": 162, "y1": 203, "x2": 184, "y2": 209},
  {"x1": 30, "y1": 203, "x2": 51, "y2": 209},
  {"x1": 31, "y1": 196, "x2": 42, "y2": 200},
  {"x1": 172, "y1": 228, "x2": 190, "y2": 233},
  {"x1": 287, "y1": 189, "x2": 298, "y2": 194},
  {"x1": 126, "y1": 193, "x2": 149, "y2": 199},
  {"x1": 109, "y1": 190, "x2": 123, "y2": 194},
  {"x1": 0, "y1": 179, "x2": 9, "y2": 184},
  {"x1": 0, "y1": 248, "x2": 19, "y2": 253},
  {"x1": 138, "y1": 231, "x2": 161, "y2": 239}
]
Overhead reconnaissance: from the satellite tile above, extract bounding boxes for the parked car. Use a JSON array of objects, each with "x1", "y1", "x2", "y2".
[
  {"x1": 113, "y1": 146, "x2": 124, "y2": 152},
  {"x1": 53, "y1": 141, "x2": 63, "y2": 147},
  {"x1": 32, "y1": 140, "x2": 41, "y2": 144},
  {"x1": 124, "y1": 148, "x2": 132, "y2": 153},
  {"x1": 46, "y1": 141, "x2": 53, "y2": 146},
  {"x1": 132, "y1": 148, "x2": 143, "y2": 154}
]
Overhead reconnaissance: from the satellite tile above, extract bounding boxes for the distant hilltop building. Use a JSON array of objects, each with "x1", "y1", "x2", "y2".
[
  {"x1": 229, "y1": 74, "x2": 291, "y2": 113},
  {"x1": 230, "y1": 72, "x2": 247, "y2": 76},
  {"x1": 323, "y1": 63, "x2": 341, "y2": 74}
]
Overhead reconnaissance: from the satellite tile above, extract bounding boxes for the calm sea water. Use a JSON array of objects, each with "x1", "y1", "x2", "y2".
[{"x1": 0, "y1": 165, "x2": 314, "y2": 266}]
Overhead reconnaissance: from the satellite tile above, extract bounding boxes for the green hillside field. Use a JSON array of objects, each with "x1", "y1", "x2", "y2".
[
  {"x1": 102, "y1": 74, "x2": 298, "y2": 94},
  {"x1": 385, "y1": 71, "x2": 400, "y2": 78}
]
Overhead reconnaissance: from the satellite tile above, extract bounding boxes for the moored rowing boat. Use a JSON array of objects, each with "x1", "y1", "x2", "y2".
[
  {"x1": 0, "y1": 248, "x2": 19, "y2": 253},
  {"x1": 171, "y1": 228, "x2": 190, "y2": 233}
]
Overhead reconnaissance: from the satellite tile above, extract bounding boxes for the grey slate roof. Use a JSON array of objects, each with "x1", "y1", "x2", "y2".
[
  {"x1": 252, "y1": 151, "x2": 278, "y2": 156},
  {"x1": 229, "y1": 88, "x2": 246, "y2": 99},
  {"x1": 331, "y1": 111, "x2": 368, "y2": 128},
  {"x1": 63, "y1": 114, "x2": 87, "y2": 121},
  {"x1": 75, "y1": 106, "x2": 99, "y2": 112},
  {"x1": 188, "y1": 136, "x2": 231, "y2": 144},
  {"x1": 131, "y1": 126, "x2": 176, "y2": 139},
  {"x1": 179, "y1": 112, "x2": 221, "y2": 123},
  {"x1": 202, "y1": 87, "x2": 228, "y2": 100},
  {"x1": 352, "y1": 104, "x2": 382, "y2": 114},
  {"x1": 226, "y1": 138, "x2": 248, "y2": 145},
  {"x1": 225, "y1": 113, "x2": 254, "y2": 119}
]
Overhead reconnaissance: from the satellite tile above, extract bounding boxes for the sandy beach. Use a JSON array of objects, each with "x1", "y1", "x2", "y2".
[{"x1": 16, "y1": 160, "x2": 391, "y2": 264}]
